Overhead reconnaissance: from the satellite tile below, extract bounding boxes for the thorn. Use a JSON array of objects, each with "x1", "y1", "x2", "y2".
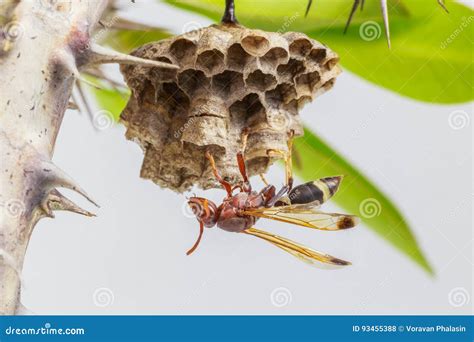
[
  {"x1": 83, "y1": 68, "x2": 126, "y2": 89},
  {"x1": 344, "y1": 0, "x2": 361, "y2": 34},
  {"x1": 40, "y1": 161, "x2": 99, "y2": 208},
  {"x1": 45, "y1": 189, "x2": 96, "y2": 217},
  {"x1": 67, "y1": 101, "x2": 79, "y2": 110},
  {"x1": 305, "y1": 0, "x2": 312, "y2": 17},
  {"x1": 78, "y1": 76, "x2": 103, "y2": 90},
  {"x1": 58, "y1": 49, "x2": 81, "y2": 79},
  {"x1": 40, "y1": 198, "x2": 55, "y2": 218},
  {"x1": 88, "y1": 44, "x2": 178, "y2": 69},
  {"x1": 380, "y1": 0, "x2": 391, "y2": 49},
  {"x1": 437, "y1": 0, "x2": 449, "y2": 13}
]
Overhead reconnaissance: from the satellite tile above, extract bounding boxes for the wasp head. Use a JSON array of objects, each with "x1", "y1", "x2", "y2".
[{"x1": 187, "y1": 197, "x2": 218, "y2": 227}]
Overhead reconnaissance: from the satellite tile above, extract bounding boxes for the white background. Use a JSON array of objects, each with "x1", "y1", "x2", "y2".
[{"x1": 21, "y1": 0, "x2": 473, "y2": 314}]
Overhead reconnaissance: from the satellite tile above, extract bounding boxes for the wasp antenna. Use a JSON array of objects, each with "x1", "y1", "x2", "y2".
[{"x1": 186, "y1": 221, "x2": 205, "y2": 255}]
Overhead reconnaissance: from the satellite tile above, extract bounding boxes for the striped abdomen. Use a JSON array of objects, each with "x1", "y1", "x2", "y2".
[{"x1": 275, "y1": 176, "x2": 342, "y2": 207}]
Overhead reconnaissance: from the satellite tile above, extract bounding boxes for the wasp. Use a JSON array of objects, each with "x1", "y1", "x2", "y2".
[{"x1": 187, "y1": 136, "x2": 359, "y2": 267}]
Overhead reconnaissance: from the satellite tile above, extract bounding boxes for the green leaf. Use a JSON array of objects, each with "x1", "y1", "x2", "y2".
[
  {"x1": 293, "y1": 127, "x2": 433, "y2": 275},
  {"x1": 101, "y1": 26, "x2": 171, "y2": 52},
  {"x1": 164, "y1": 0, "x2": 473, "y2": 103},
  {"x1": 92, "y1": 86, "x2": 130, "y2": 121}
]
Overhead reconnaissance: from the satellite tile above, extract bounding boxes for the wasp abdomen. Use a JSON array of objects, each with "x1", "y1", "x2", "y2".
[{"x1": 277, "y1": 176, "x2": 343, "y2": 206}]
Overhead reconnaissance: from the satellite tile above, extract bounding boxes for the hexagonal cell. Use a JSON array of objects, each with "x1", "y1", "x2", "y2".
[
  {"x1": 265, "y1": 83, "x2": 297, "y2": 107},
  {"x1": 189, "y1": 97, "x2": 227, "y2": 118},
  {"x1": 157, "y1": 82, "x2": 190, "y2": 117},
  {"x1": 277, "y1": 58, "x2": 306, "y2": 81},
  {"x1": 211, "y1": 70, "x2": 245, "y2": 98},
  {"x1": 241, "y1": 34, "x2": 270, "y2": 57},
  {"x1": 295, "y1": 71, "x2": 321, "y2": 95},
  {"x1": 169, "y1": 38, "x2": 197, "y2": 65},
  {"x1": 289, "y1": 38, "x2": 313, "y2": 57},
  {"x1": 229, "y1": 93, "x2": 266, "y2": 127},
  {"x1": 296, "y1": 95, "x2": 312, "y2": 109},
  {"x1": 309, "y1": 48, "x2": 327, "y2": 64},
  {"x1": 245, "y1": 70, "x2": 277, "y2": 92},
  {"x1": 324, "y1": 56, "x2": 339, "y2": 70},
  {"x1": 150, "y1": 56, "x2": 177, "y2": 82},
  {"x1": 177, "y1": 69, "x2": 210, "y2": 97},
  {"x1": 226, "y1": 43, "x2": 253, "y2": 70},
  {"x1": 260, "y1": 47, "x2": 289, "y2": 69},
  {"x1": 196, "y1": 49, "x2": 225, "y2": 75},
  {"x1": 182, "y1": 115, "x2": 228, "y2": 147},
  {"x1": 322, "y1": 78, "x2": 336, "y2": 90}
]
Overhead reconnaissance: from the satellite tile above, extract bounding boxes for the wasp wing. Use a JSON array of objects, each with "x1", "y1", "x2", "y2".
[
  {"x1": 243, "y1": 227, "x2": 351, "y2": 268},
  {"x1": 242, "y1": 205, "x2": 359, "y2": 231}
]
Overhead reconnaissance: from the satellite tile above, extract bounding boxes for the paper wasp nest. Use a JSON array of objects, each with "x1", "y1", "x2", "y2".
[{"x1": 120, "y1": 23, "x2": 340, "y2": 192}]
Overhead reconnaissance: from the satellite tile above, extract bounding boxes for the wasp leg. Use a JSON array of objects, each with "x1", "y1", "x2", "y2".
[
  {"x1": 265, "y1": 184, "x2": 290, "y2": 207},
  {"x1": 286, "y1": 131, "x2": 294, "y2": 190},
  {"x1": 221, "y1": 0, "x2": 239, "y2": 24},
  {"x1": 267, "y1": 146, "x2": 293, "y2": 190},
  {"x1": 205, "y1": 151, "x2": 233, "y2": 197},
  {"x1": 236, "y1": 152, "x2": 252, "y2": 192},
  {"x1": 186, "y1": 221, "x2": 204, "y2": 255},
  {"x1": 259, "y1": 173, "x2": 269, "y2": 186}
]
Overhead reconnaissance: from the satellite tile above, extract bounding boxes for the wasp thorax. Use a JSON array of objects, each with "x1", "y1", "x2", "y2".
[{"x1": 120, "y1": 23, "x2": 341, "y2": 192}]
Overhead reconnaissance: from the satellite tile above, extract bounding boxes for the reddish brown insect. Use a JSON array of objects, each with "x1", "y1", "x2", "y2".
[{"x1": 186, "y1": 149, "x2": 359, "y2": 267}]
